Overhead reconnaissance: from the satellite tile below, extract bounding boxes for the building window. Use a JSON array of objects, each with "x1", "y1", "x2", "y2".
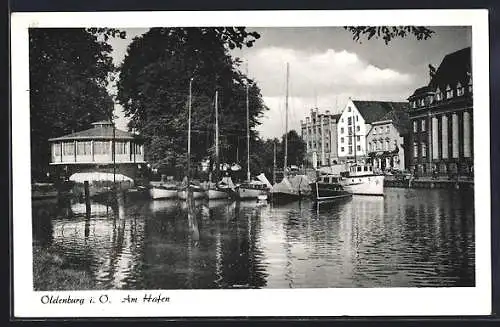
[
  {"x1": 115, "y1": 141, "x2": 128, "y2": 155},
  {"x1": 356, "y1": 125, "x2": 360, "y2": 132},
  {"x1": 373, "y1": 127, "x2": 377, "y2": 135},
  {"x1": 446, "y1": 85, "x2": 453, "y2": 99},
  {"x1": 413, "y1": 121, "x2": 418, "y2": 132},
  {"x1": 457, "y1": 82, "x2": 464, "y2": 96},
  {"x1": 428, "y1": 95, "x2": 434, "y2": 104},
  {"x1": 421, "y1": 119, "x2": 426, "y2": 132},
  {"x1": 348, "y1": 146, "x2": 353, "y2": 154},
  {"x1": 341, "y1": 147, "x2": 345, "y2": 152},
  {"x1": 348, "y1": 127, "x2": 352, "y2": 135},
  {"x1": 348, "y1": 107, "x2": 351, "y2": 112},
  {"x1": 356, "y1": 115, "x2": 359, "y2": 122},
  {"x1": 340, "y1": 137, "x2": 344, "y2": 143},
  {"x1": 420, "y1": 98, "x2": 425, "y2": 107},
  {"x1": 421, "y1": 142, "x2": 427, "y2": 157},
  {"x1": 76, "y1": 141, "x2": 92, "y2": 155},
  {"x1": 357, "y1": 145, "x2": 361, "y2": 151},
  {"x1": 411, "y1": 101, "x2": 416, "y2": 108},
  {"x1": 94, "y1": 141, "x2": 110, "y2": 155},
  {"x1": 369, "y1": 142, "x2": 372, "y2": 151},
  {"x1": 63, "y1": 142, "x2": 74, "y2": 156},
  {"x1": 356, "y1": 135, "x2": 360, "y2": 142},
  {"x1": 53, "y1": 144, "x2": 61, "y2": 156},
  {"x1": 386, "y1": 126, "x2": 390, "y2": 133},
  {"x1": 413, "y1": 142, "x2": 418, "y2": 158},
  {"x1": 347, "y1": 117, "x2": 352, "y2": 125},
  {"x1": 435, "y1": 87, "x2": 442, "y2": 101},
  {"x1": 386, "y1": 140, "x2": 390, "y2": 151},
  {"x1": 326, "y1": 143, "x2": 329, "y2": 149},
  {"x1": 134, "y1": 144, "x2": 142, "y2": 155},
  {"x1": 340, "y1": 127, "x2": 344, "y2": 134}
]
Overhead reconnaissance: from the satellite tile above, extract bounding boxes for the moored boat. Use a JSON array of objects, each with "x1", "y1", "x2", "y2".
[
  {"x1": 236, "y1": 180, "x2": 268, "y2": 200},
  {"x1": 310, "y1": 174, "x2": 352, "y2": 202},
  {"x1": 149, "y1": 182, "x2": 178, "y2": 200},
  {"x1": 178, "y1": 184, "x2": 206, "y2": 200},
  {"x1": 339, "y1": 164, "x2": 385, "y2": 196}
]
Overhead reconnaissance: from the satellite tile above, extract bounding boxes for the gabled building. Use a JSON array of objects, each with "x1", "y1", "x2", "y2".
[
  {"x1": 366, "y1": 107, "x2": 410, "y2": 172},
  {"x1": 337, "y1": 99, "x2": 408, "y2": 164},
  {"x1": 48, "y1": 121, "x2": 146, "y2": 183},
  {"x1": 407, "y1": 47, "x2": 473, "y2": 177},
  {"x1": 300, "y1": 108, "x2": 341, "y2": 167}
]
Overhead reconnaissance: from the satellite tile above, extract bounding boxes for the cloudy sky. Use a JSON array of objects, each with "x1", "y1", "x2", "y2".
[{"x1": 109, "y1": 26, "x2": 471, "y2": 139}]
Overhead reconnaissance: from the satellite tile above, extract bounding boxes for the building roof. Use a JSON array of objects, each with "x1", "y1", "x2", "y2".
[
  {"x1": 352, "y1": 100, "x2": 408, "y2": 124},
  {"x1": 331, "y1": 113, "x2": 341, "y2": 120},
  {"x1": 408, "y1": 85, "x2": 432, "y2": 99},
  {"x1": 49, "y1": 123, "x2": 139, "y2": 141},
  {"x1": 429, "y1": 47, "x2": 471, "y2": 91},
  {"x1": 380, "y1": 109, "x2": 410, "y2": 135}
]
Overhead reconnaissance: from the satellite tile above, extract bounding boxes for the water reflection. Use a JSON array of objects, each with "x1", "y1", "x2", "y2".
[{"x1": 32, "y1": 188, "x2": 475, "y2": 289}]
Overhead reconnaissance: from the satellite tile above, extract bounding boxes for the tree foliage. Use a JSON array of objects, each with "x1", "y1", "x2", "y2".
[
  {"x1": 344, "y1": 26, "x2": 434, "y2": 45},
  {"x1": 116, "y1": 27, "x2": 267, "y2": 177},
  {"x1": 29, "y1": 28, "x2": 126, "y2": 180}
]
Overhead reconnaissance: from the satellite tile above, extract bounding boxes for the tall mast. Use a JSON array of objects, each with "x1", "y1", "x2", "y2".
[
  {"x1": 273, "y1": 140, "x2": 276, "y2": 184},
  {"x1": 284, "y1": 62, "x2": 289, "y2": 174},
  {"x1": 215, "y1": 90, "x2": 219, "y2": 181},
  {"x1": 246, "y1": 63, "x2": 251, "y2": 182},
  {"x1": 187, "y1": 77, "x2": 193, "y2": 184}
]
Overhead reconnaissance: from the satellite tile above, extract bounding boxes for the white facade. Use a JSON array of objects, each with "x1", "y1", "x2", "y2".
[
  {"x1": 337, "y1": 99, "x2": 368, "y2": 162},
  {"x1": 301, "y1": 108, "x2": 339, "y2": 167}
]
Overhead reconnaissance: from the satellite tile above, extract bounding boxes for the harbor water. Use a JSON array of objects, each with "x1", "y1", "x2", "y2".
[{"x1": 32, "y1": 187, "x2": 475, "y2": 289}]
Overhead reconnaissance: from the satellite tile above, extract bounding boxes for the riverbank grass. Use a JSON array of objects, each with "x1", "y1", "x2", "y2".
[{"x1": 33, "y1": 246, "x2": 100, "y2": 291}]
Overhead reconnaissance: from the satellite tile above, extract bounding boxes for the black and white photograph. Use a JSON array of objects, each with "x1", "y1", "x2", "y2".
[{"x1": 12, "y1": 10, "x2": 491, "y2": 317}]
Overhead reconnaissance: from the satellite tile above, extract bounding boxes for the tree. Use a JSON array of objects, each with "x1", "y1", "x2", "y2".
[
  {"x1": 281, "y1": 130, "x2": 306, "y2": 167},
  {"x1": 29, "y1": 28, "x2": 125, "y2": 181},
  {"x1": 344, "y1": 26, "x2": 434, "y2": 45},
  {"x1": 116, "y1": 27, "x2": 267, "y2": 178}
]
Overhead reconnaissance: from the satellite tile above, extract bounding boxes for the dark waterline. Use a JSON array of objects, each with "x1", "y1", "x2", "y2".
[{"x1": 32, "y1": 188, "x2": 475, "y2": 289}]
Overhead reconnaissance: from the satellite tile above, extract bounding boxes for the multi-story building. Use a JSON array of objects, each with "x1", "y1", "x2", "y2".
[
  {"x1": 337, "y1": 99, "x2": 408, "y2": 164},
  {"x1": 407, "y1": 47, "x2": 473, "y2": 177},
  {"x1": 300, "y1": 108, "x2": 341, "y2": 167},
  {"x1": 365, "y1": 108, "x2": 410, "y2": 172}
]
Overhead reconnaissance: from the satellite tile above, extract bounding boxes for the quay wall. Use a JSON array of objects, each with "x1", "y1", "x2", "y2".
[{"x1": 384, "y1": 177, "x2": 474, "y2": 190}]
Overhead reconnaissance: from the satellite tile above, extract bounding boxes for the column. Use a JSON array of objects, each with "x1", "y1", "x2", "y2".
[
  {"x1": 320, "y1": 115, "x2": 325, "y2": 166},
  {"x1": 463, "y1": 111, "x2": 471, "y2": 157},
  {"x1": 432, "y1": 116, "x2": 439, "y2": 160},
  {"x1": 109, "y1": 140, "x2": 113, "y2": 160},
  {"x1": 452, "y1": 113, "x2": 459, "y2": 158},
  {"x1": 91, "y1": 140, "x2": 94, "y2": 162},
  {"x1": 441, "y1": 115, "x2": 448, "y2": 159},
  {"x1": 74, "y1": 140, "x2": 77, "y2": 162}
]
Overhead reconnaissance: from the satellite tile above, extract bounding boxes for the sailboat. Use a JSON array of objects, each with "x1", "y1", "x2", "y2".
[
  {"x1": 270, "y1": 63, "x2": 304, "y2": 204},
  {"x1": 206, "y1": 90, "x2": 236, "y2": 200},
  {"x1": 178, "y1": 77, "x2": 207, "y2": 200},
  {"x1": 235, "y1": 65, "x2": 270, "y2": 200}
]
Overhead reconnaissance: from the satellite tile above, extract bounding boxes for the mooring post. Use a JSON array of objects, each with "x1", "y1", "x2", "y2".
[{"x1": 84, "y1": 180, "x2": 91, "y2": 216}]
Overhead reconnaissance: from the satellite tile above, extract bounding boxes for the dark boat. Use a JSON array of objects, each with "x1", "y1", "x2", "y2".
[{"x1": 310, "y1": 174, "x2": 352, "y2": 202}]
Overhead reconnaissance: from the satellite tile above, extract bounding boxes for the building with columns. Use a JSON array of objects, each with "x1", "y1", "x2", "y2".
[
  {"x1": 407, "y1": 47, "x2": 473, "y2": 177},
  {"x1": 48, "y1": 120, "x2": 146, "y2": 182},
  {"x1": 337, "y1": 99, "x2": 408, "y2": 165},
  {"x1": 300, "y1": 108, "x2": 341, "y2": 168}
]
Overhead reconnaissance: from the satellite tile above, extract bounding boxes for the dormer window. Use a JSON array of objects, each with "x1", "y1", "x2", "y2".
[
  {"x1": 411, "y1": 101, "x2": 416, "y2": 108},
  {"x1": 419, "y1": 98, "x2": 425, "y2": 107},
  {"x1": 457, "y1": 82, "x2": 465, "y2": 96},
  {"x1": 435, "y1": 87, "x2": 443, "y2": 101},
  {"x1": 428, "y1": 95, "x2": 434, "y2": 104},
  {"x1": 468, "y1": 74, "x2": 473, "y2": 93},
  {"x1": 446, "y1": 85, "x2": 453, "y2": 99}
]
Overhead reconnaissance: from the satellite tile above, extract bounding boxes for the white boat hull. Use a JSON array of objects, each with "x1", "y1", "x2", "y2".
[
  {"x1": 149, "y1": 187, "x2": 178, "y2": 199},
  {"x1": 237, "y1": 187, "x2": 266, "y2": 199},
  {"x1": 208, "y1": 188, "x2": 231, "y2": 199},
  {"x1": 341, "y1": 175, "x2": 385, "y2": 196},
  {"x1": 178, "y1": 189, "x2": 206, "y2": 200}
]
